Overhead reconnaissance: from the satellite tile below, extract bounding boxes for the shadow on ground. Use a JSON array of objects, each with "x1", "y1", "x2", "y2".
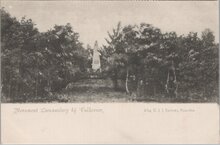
[{"x1": 55, "y1": 79, "x2": 217, "y2": 103}]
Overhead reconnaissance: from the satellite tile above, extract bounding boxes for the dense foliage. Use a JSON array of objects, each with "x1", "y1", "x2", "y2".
[
  {"x1": 1, "y1": 9, "x2": 218, "y2": 102},
  {"x1": 1, "y1": 9, "x2": 90, "y2": 102},
  {"x1": 101, "y1": 22, "x2": 218, "y2": 101}
]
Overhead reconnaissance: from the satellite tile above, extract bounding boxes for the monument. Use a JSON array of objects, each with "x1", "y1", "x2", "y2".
[{"x1": 92, "y1": 41, "x2": 101, "y2": 72}]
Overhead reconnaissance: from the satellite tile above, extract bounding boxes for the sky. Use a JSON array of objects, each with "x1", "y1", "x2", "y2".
[{"x1": 2, "y1": 1, "x2": 219, "y2": 47}]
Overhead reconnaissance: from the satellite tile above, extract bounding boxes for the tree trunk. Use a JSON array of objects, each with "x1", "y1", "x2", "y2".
[
  {"x1": 135, "y1": 67, "x2": 141, "y2": 97},
  {"x1": 166, "y1": 60, "x2": 177, "y2": 98},
  {"x1": 113, "y1": 78, "x2": 118, "y2": 91},
  {"x1": 153, "y1": 82, "x2": 156, "y2": 96},
  {"x1": 125, "y1": 68, "x2": 130, "y2": 94},
  {"x1": 47, "y1": 70, "x2": 51, "y2": 93},
  {"x1": 8, "y1": 72, "x2": 12, "y2": 99},
  {"x1": 35, "y1": 58, "x2": 39, "y2": 98},
  {"x1": 112, "y1": 69, "x2": 118, "y2": 90},
  {"x1": 20, "y1": 48, "x2": 23, "y2": 95}
]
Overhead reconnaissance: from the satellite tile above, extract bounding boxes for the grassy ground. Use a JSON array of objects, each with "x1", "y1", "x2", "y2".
[
  {"x1": 56, "y1": 79, "x2": 218, "y2": 103},
  {"x1": 57, "y1": 79, "x2": 133, "y2": 103},
  {"x1": 4, "y1": 78, "x2": 216, "y2": 103}
]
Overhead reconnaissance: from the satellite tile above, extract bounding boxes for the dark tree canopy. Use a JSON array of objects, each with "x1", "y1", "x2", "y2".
[
  {"x1": 1, "y1": 9, "x2": 218, "y2": 103},
  {"x1": 1, "y1": 8, "x2": 90, "y2": 102}
]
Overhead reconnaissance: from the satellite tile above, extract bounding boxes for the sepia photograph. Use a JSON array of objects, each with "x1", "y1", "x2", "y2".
[
  {"x1": 1, "y1": 0, "x2": 219, "y2": 103},
  {"x1": 1, "y1": 0, "x2": 219, "y2": 144}
]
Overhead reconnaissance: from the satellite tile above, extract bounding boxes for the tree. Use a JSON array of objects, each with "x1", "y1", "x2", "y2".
[
  {"x1": 1, "y1": 8, "x2": 39, "y2": 101},
  {"x1": 1, "y1": 8, "x2": 90, "y2": 102},
  {"x1": 101, "y1": 22, "x2": 125, "y2": 90},
  {"x1": 102, "y1": 22, "x2": 218, "y2": 101}
]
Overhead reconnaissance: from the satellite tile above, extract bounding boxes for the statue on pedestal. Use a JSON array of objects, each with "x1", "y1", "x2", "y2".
[{"x1": 92, "y1": 41, "x2": 101, "y2": 73}]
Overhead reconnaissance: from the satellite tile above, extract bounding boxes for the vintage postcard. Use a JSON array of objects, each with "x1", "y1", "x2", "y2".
[{"x1": 1, "y1": 0, "x2": 219, "y2": 144}]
